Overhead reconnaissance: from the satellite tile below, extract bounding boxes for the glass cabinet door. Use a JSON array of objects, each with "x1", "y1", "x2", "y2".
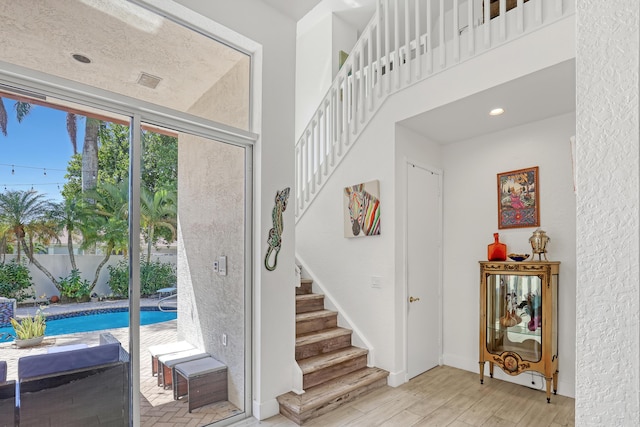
[{"x1": 486, "y1": 274, "x2": 543, "y2": 363}]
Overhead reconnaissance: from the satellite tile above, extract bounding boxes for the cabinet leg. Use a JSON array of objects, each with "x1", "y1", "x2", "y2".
[
  {"x1": 553, "y1": 371, "x2": 558, "y2": 395},
  {"x1": 489, "y1": 362, "x2": 494, "y2": 378},
  {"x1": 479, "y1": 362, "x2": 485, "y2": 384},
  {"x1": 545, "y1": 377, "x2": 553, "y2": 403}
]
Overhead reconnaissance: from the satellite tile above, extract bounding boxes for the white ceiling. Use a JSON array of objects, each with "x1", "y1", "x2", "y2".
[
  {"x1": 261, "y1": 0, "x2": 325, "y2": 21},
  {"x1": 0, "y1": 0, "x2": 248, "y2": 115},
  {"x1": 399, "y1": 60, "x2": 576, "y2": 144}
]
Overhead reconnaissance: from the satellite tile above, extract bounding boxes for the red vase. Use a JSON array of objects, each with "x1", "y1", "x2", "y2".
[{"x1": 488, "y1": 233, "x2": 507, "y2": 261}]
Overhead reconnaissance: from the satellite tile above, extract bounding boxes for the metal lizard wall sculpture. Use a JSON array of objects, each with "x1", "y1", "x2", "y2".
[{"x1": 264, "y1": 187, "x2": 290, "y2": 271}]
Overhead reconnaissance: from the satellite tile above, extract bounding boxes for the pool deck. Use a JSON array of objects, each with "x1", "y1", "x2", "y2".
[{"x1": 0, "y1": 298, "x2": 241, "y2": 426}]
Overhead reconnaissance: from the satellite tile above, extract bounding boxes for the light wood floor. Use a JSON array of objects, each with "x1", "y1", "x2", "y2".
[{"x1": 232, "y1": 365, "x2": 575, "y2": 427}]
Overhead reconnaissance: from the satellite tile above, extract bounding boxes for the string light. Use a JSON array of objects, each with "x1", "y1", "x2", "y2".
[{"x1": 1, "y1": 162, "x2": 66, "y2": 175}]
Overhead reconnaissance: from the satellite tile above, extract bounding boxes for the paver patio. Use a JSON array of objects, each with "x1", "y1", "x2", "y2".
[{"x1": 0, "y1": 299, "x2": 242, "y2": 426}]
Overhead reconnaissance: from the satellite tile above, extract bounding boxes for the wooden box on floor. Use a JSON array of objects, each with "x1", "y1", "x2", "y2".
[{"x1": 174, "y1": 357, "x2": 227, "y2": 413}]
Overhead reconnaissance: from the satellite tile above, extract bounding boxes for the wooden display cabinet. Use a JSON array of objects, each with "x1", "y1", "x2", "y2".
[{"x1": 479, "y1": 261, "x2": 560, "y2": 402}]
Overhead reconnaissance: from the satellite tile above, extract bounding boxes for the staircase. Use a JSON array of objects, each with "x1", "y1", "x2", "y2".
[
  {"x1": 294, "y1": 0, "x2": 573, "y2": 223},
  {"x1": 277, "y1": 279, "x2": 389, "y2": 425}
]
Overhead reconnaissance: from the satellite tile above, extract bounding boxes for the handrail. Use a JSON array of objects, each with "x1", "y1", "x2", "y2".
[
  {"x1": 158, "y1": 293, "x2": 177, "y2": 312},
  {"x1": 295, "y1": 0, "x2": 572, "y2": 222}
]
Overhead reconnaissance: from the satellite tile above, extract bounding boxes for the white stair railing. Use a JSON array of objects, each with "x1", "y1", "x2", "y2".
[{"x1": 295, "y1": 0, "x2": 573, "y2": 222}]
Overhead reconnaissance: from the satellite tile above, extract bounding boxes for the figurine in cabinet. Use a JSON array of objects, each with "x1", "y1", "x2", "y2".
[{"x1": 479, "y1": 261, "x2": 560, "y2": 403}]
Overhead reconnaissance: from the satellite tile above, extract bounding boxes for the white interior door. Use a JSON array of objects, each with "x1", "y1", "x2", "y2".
[{"x1": 407, "y1": 163, "x2": 441, "y2": 379}]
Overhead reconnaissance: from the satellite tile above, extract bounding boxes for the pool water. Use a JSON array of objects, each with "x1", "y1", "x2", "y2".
[{"x1": 0, "y1": 310, "x2": 176, "y2": 343}]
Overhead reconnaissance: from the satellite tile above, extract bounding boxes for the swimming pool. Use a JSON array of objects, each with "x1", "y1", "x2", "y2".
[{"x1": 0, "y1": 308, "x2": 176, "y2": 343}]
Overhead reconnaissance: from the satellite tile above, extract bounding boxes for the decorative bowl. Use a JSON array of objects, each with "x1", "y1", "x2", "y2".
[{"x1": 508, "y1": 253, "x2": 530, "y2": 262}]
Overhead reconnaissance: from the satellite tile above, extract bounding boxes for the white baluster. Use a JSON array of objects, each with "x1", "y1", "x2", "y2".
[
  {"x1": 359, "y1": 44, "x2": 365, "y2": 124},
  {"x1": 484, "y1": 0, "x2": 490, "y2": 48},
  {"x1": 310, "y1": 123, "x2": 316, "y2": 194},
  {"x1": 303, "y1": 134, "x2": 309, "y2": 202},
  {"x1": 394, "y1": 0, "x2": 400, "y2": 88},
  {"x1": 317, "y1": 111, "x2": 324, "y2": 184},
  {"x1": 377, "y1": 0, "x2": 383, "y2": 97},
  {"x1": 296, "y1": 145, "x2": 301, "y2": 213},
  {"x1": 383, "y1": 0, "x2": 390, "y2": 94},
  {"x1": 535, "y1": 0, "x2": 542, "y2": 24},
  {"x1": 330, "y1": 89, "x2": 336, "y2": 167},
  {"x1": 467, "y1": 0, "x2": 474, "y2": 55},
  {"x1": 555, "y1": 0, "x2": 562, "y2": 16},
  {"x1": 338, "y1": 78, "x2": 345, "y2": 154},
  {"x1": 404, "y1": 0, "x2": 411, "y2": 85},
  {"x1": 453, "y1": 0, "x2": 459, "y2": 61},
  {"x1": 352, "y1": 58, "x2": 359, "y2": 135},
  {"x1": 426, "y1": 0, "x2": 432, "y2": 73},
  {"x1": 415, "y1": 0, "x2": 421, "y2": 79},
  {"x1": 517, "y1": 0, "x2": 524, "y2": 33},
  {"x1": 324, "y1": 99, "x2": 330, "y2": 174},
  {"x1": 439, "y1": 0, "x2": 445, "y2": 68},
  {"x1": 499, "y1": 0, "x2": 506, "y2": 41},
  {"x1": 368, "y1": 25, "x2": 374, "y2": 111}
]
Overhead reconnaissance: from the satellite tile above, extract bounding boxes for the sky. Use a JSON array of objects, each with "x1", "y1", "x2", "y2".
[{"x1": 0, "y1": 98, "x2": 86, "y2": 202}]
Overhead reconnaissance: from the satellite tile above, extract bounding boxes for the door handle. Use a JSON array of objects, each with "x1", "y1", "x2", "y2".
[{"x1": 409, "y1": 296, "x2": 420, "y2": 303}]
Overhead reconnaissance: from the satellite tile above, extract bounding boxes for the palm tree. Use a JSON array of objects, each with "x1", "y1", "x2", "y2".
[
  {"x1": 82, "y1": 181, "x2": 129, "y2": 291},
  {"x1": 140, "y1": 188, "x2": 177, "y2": 264},
  {"x1": 0, "y1": 97, "x2": 32, "y2": 136},
  {"x1": 49, "y1": 195, "x2": 87, "y2": 271},
  {"x1": 0, "y1": 190, "x2": 60, "y2": 286}
]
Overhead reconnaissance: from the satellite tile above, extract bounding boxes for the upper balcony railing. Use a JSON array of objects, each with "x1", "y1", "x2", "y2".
[{"x1": 295, "y1": 0, "x2": 574, "y2": 222}]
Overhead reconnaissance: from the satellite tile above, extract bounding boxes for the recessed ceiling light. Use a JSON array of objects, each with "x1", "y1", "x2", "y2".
[
  {"x1": 489, "y1": 108, "x2": 505, "y2": 116},
  {"x1": 72, "y1": 53, "x2": 92, "y2": 64}
]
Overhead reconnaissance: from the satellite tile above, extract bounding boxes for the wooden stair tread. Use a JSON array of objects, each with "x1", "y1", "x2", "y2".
[
  {"x1": 277, "y1": 367, "x2": 388, "y2": 413},
  {"x1": 300, "y1": 278, "x2": 313, "y2": 285},
  {"x1": 298, "y1": 347, "x2": 368, "y2": 374},
  {"x1": 296, "y1": 327, "x2": 351, "y2": 346},
  {"x1": 296, "y1": 309, "x2": 336, "y2": 322},
  {"x1": 296, "y1": 293, "x2": 323, "y2": 301}
]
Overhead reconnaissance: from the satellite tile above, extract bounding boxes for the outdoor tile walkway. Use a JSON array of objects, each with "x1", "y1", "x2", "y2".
[{"x1": 0, "y1": 299, "x2": 242, "y2": 426}]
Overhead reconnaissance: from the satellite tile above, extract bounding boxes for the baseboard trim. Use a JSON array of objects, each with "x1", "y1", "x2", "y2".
[{"x1": 252, "y1": 398, "x2": 280, "y2": 421}]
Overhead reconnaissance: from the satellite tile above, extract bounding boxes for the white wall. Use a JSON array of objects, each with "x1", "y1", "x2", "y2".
[
  {"x1": 172, "y1": 0, "x2": 297, "y2": 420},
  {"x1": 575, "y1": 1, "x2": 640, "y2": 425},
  {"x1": 297, "y1": 14, "x2": 575, "y2": 386},
  {"x1": 441, "y1": 112, "x2": 576, "y2": 397},
  {"x1": 296, "y1": 111, "x2": 397, "y2": 372},
  {"x1": 295, "y1": 13, "x2": 357, "y2": 140}
]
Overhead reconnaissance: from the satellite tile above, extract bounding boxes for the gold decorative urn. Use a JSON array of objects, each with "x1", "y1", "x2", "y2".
[{"x1": 529, "y1": 228, "x2": 550, "y2": 260}]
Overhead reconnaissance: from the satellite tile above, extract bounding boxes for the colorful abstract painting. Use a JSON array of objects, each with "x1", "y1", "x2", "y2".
[
  {"x1": 497, "y1": 166, "x2": 539, "y2": 229},
  {"x1": 344, "y1": 180, "x2": 381, "y2": 238}
]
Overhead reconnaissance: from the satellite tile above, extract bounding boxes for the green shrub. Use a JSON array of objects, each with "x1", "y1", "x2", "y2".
[
  {"x1": 0, "y1": 261, "x2": 34, "y2": 302},
  {"x1": 107, "y1": 260, "x2": 129, "y2": 297},
  {"x1": 108, "y1": 259, "x2": 176, "y2": 297},
  {"x1": 58, "y1": 269, "x2": 91, "y2": 300}
]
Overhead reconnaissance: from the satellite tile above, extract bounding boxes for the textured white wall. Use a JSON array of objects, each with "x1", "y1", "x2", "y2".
[
  {"x1": 174, "y1": 0, "x2": 297, "y2": 419},
  {"x1": 575, "y1": 1, "x2": 640, "y2": 425},
  {"x1": 177, "y1": 135, "x2": 246, "y2": 408},
  {"x1": 441, "y1": 113, "x2": 576, "y2": 397}
]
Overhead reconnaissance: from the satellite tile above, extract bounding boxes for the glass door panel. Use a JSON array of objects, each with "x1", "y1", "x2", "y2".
[
  {"x1": 486, "y1": 273, "x2": 543, "y2": 362},
  {"x1": 141, "y1": 123, "x2": 248, "y2": 423}
]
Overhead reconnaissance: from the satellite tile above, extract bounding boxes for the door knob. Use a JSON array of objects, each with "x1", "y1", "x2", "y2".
[{"x1": 409, "y1": 296, "x2": 420, "y2": 303}]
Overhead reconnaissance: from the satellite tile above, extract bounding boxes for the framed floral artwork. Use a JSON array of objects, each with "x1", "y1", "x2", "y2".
[{"x1": 497, "y1": 166, "x2": 539, "y2": 229}]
